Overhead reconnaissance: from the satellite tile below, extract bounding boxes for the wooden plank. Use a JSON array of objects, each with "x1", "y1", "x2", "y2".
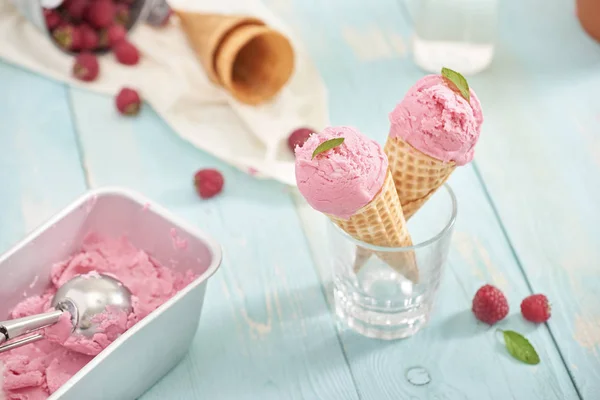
[
  {"x1": 67, "y1": 88, "x2": 359, "y2": 400},
  {"x1": 467, "y1": 0, "x2": 600, "y2": 397},
  {"x1": 272, "y1": 0, "x2": 581, "y2": 398},
  {"x1": 0, "y1": 61, "x2": 87, "y2": 253}
]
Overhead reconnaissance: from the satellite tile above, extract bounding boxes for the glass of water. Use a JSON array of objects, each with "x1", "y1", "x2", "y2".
[
  {"x1": 409, "y1": 0, "x2": 499, "y2": 75},
  {"x1": 330, "y1": 184, "x2": 457, "y2": 340}
]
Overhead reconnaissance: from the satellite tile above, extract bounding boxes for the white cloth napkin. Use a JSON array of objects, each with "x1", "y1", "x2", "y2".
[{"x1": 0, "y1": 0, "x2": 329, "y2": 186}]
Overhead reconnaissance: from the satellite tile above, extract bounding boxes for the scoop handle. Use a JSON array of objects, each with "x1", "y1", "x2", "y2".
[
  {"x1": 0, "y1": 309, "x2": 63, "y2": 346},
  {"x1": 0, "y1": 333, "x2": 44, "y2": 354}
]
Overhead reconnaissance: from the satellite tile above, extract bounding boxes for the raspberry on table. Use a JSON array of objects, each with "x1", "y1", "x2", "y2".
[
  {"x1": 521, "y1": 294, "x2": 551, "y2": 323},
  {"x1": 472, "y1": 284, "x2": 509, "y2": 325},
  {"x1": 115, "y1": 87, "x2": 141, "y2": 115},
  {"x1": 194, "y1": 169, "x2": 224, "y2": 199}
]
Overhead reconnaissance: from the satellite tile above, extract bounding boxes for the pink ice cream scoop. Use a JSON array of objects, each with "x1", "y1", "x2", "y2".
[
  {"x1": 389, "y1": 74, "x2": 484, "y2": 166},
  {"x1": 295, "y1": 126, "x2": 388, "y2": 219}
]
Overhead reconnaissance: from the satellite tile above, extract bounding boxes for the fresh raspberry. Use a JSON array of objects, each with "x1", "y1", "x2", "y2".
[
  {"x1": 79, "y1": 24, "x2": 99, "y2": 50},
  {"x1": 288, "y1": 127, "x2": 314, "y2": 152},
  {"x1": 472, "y1": 284, "x2": 509, "y2": 325},
  {"x1": 43, "y1": 9, "x2": 61, "y2": 30},
  {"x1": 114, "y1": 4, "x2": 130, "y2": 25},
  {"x1": 72, "y1": 52, "x2": 99, "y2": 82},
  {"x1": 194, "y1": 169, "x2": 224, "y2": 199},
  {"x1": 107, "y1": 24, "x2": 126, "y2": 46},
  {"x1": 97, "y1": 29, "x2": 109, "y2": 48},
  {"x1": 115, "y1": 87, "x2": 141, "y2": 115},
  {"x1": 85, "y1": 0, "x2": 115, "y2": 28},
  {"x1": 63, "y1": 0, "x2": 88, "y2": 21},
  {"x1": 521, "y1": 294, "x2": 551, "y2": 323},
  {"x1": 52, "y1": 24, "x2": 82, "y2": 51},
  {"x1": 113, "y1": 40, "x2": 139, "y2": 65}
]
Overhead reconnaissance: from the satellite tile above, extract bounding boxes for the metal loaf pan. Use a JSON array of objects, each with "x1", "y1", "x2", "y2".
[{"x1": 0, "y1": 187, "x2": 222, "y2": 400}]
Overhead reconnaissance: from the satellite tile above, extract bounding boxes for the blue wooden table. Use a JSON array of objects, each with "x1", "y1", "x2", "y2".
[{"x1": 1, "y1": 0, "x2": 599, "y2": 398}]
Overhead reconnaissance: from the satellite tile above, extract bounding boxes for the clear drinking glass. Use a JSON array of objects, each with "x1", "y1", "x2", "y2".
[
  {"x1": 330, "y1": 184, "x2": 457, "y2": 340},
  {"x1": 408, "y1": 0, "x2": 499, "y2": 75}
]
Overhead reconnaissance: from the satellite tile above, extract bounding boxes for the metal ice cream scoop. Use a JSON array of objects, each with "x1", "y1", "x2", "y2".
[{"x1": 0, "y1": 273, "x2": 132, "y2": 354}]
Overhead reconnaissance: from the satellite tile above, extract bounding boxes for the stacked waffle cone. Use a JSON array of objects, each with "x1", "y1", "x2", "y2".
[
  {"x1": 385, "y1": 72, "x2": 483, "y2": 218},
  {"x1": 175, "y1": 11, "x2": 295, "y2": 105},
  {"x1": 352, "y1": 73, "x2": 483, "y2": 271}
]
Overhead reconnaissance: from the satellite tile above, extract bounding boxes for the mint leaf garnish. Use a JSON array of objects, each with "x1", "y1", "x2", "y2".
[
  {"x1": 441, "y1": 67, "x2": 470, "y2": 103},
  {"x1": 502, "y1": 330, "x2": 540, "y2": 365},
  {"x1": 312, "y1": 138, "x2": 344, "y2": 159}
]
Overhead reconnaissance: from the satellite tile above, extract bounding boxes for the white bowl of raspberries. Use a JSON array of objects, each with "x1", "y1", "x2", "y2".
[
  {"x1": 18, "y1": 0, "x2": 170, "y2": 56},
  {"x1": 11, "y1": 0, "x2": 172, "y2": 115}
]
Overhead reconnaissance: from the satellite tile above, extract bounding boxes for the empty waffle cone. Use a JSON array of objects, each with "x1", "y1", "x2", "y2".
[
  {"x1": 329, "y1": 170, "x2": 418, "y2": 283},
  {"x1": 176, "y1": 11, "x2": 295, "y2": 105},
  {"x1": 384, "y1": 136, "x2": 456, "y2": 220}
]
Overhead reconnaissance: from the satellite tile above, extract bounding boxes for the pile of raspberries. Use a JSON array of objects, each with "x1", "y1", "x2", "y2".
[{"x1": 43, "y1": 0, "x2": 172, "y2": 115}]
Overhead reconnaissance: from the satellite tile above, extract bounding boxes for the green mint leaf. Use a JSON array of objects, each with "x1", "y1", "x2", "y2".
[
  {"x1": 312, "y1": 138, "x2": 345, "y2": 159},
  {"x1": 502, "y1": 330, "x2": 540, "y2": 365},
  {"x1": 441, "y1": 67, "x2": 470, "y2": 103}
]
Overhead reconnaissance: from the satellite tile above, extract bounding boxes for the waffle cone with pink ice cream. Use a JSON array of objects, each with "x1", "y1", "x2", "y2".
[
  {"x1": 354, "y1": 70, "x2": 484, "y2": 270},
  {"x1": 385, "y1": 72, "x2": 484, "y2": 220},
  {"x1": 295, "y1": 126, "x2": 418, "y2": 282}
]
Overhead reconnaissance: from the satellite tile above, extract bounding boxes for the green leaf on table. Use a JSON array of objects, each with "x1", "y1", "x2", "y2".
[
  {"x1": 502, "y1": 330, "x2": 540, "y2": 365},
  {"x1": 312, "y1": 138, "x2": 345, "y2": 159},
  {"x1": 441, "y1": 67, "x2": 470, "y2": 103}
]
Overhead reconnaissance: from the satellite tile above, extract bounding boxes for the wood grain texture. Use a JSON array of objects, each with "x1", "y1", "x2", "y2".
[
  {"x1": 468, "y1": 0, "x2": 600, "y2": 397},
  {"x1": 0, "y1": 62, "x2": 87, "y2": 253},
  {"x1": 66, "y1": 88, "x2": 359, "y2": 400},
  {"x1": 272, "y1": 0, "x2": 582, "y2": 398}
]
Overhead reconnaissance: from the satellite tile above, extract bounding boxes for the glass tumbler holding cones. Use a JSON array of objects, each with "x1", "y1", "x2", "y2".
[{"x1": 330, "y1": 184, "x2": 457, "y2": 340}]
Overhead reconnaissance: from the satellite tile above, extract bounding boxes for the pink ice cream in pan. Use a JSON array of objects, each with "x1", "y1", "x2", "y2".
[
  {"x1": 389, "y1": 74, "x2": 483, "y2": 166},
  {"x1": 0, "y1": 235, "x2": 197, "y2": 399},
  {"x1": 0, "y1": 188, "x2": 222, "y2": 400}
]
